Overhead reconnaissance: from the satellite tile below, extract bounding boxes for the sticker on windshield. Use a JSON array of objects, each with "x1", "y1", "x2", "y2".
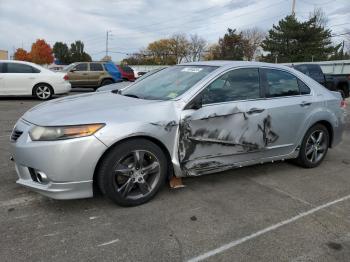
[
  {"x1": 167, "y1": 92, "x2": 178, "y2": 98},
  {"x1": 181, "y1": 67, "x2": 203, "y2": 73}
]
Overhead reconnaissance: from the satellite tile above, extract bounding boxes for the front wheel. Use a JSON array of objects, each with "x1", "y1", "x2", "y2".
[
  {"x1": 295, "y1": 124, "x2": 329, "y2": 168},
  {"x1": 33, "y1": 84, "x2": 53, "y2": 100},
  {"x1": 97, "y1": 139, "x2": 168, "y2": 206}
]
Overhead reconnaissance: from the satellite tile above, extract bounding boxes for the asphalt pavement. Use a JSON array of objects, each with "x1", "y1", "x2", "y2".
[{"x1": 1, "y1": 92, "x2": 350, "y2": 262}]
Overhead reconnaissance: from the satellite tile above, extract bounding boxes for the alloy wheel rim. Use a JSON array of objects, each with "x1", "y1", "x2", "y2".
[
  {"x1": 36, "y1": 86, "x2": 51, "y2": 99},
  {"x1": 305, "y1": 130, "x2": 327, "y2": 163},
  {"x1": 113, "y1": 150, "x2": 161, "y2": 200}
]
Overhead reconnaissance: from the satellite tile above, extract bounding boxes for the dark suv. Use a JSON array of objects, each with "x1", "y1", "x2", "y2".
[{"x1": 293, "y1": 64, "x2": 349, "y2": 98}]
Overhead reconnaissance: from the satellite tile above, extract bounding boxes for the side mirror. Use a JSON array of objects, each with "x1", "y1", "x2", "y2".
[
  {"x1": 187, "y1": 95, "x2": 202, "y2": 110},
  {"x1": 70, "y1": 69, "x2": 77, "y2": 73}
]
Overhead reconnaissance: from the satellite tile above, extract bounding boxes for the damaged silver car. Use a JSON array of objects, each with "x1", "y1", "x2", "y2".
[{"x1": 11, "y1": 61, "x2": 345, "y2": 206}]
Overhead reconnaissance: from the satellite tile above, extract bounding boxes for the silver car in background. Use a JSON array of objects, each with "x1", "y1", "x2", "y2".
[{"x1": 11, "y1": 61, "x2": 345, "y2": 206}]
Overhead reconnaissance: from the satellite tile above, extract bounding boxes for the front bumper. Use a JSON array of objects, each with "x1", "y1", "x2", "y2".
[{"x1": 11, "y1": 119, "x2": 107, "y2": 199}]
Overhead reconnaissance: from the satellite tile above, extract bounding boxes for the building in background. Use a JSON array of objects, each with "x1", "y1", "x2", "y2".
[{"x1": 0, "y1": 50, "x2": 9, "y2": 60}]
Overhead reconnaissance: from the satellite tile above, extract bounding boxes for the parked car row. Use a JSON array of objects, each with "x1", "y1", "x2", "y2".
[{"x1": 0, "y1": 60, "x2": 140, "y2": 100}]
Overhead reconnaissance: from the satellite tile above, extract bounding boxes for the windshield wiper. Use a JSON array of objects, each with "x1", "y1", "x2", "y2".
[{"x1": 122, "y1": 93, "x2": 140, "y2": 99}]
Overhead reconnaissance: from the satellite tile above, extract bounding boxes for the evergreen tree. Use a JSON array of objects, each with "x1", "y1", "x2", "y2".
[
  {"x1": 53, "y1": 42, "x2": 70, "y2": 64},
  {"x1": 261, "y1": 15, "x2": 339, "y2": 62}
]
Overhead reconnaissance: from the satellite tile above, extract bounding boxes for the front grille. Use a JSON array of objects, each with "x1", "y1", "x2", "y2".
[{"x1": 11, "y1": 129, "x2": 23, "y2": 142}]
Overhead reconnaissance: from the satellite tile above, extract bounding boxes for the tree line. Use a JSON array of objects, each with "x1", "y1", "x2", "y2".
[
  {"x1": 14, "y1": 40, "x2": 92, "y2": 65},
  {"x1": 124, "y1": 12, "x2": 349, "y2": 65}
]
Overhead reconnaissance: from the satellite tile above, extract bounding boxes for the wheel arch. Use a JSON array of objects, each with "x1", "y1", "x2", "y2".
[
  {"x1": 99, "y1": 77, "x2": 115, "y2": 86},
  {"x1": 337, "y1": 81, "x2": 349, "y2": 98},
  {"x1": 32, "y1": 82, "x2": 54, "y2": 95},
  {"x1": 92, "y1": 135, "x2": 173, "y2": 195},
  {"x1": 308, "y1": 120, "x2": 334, "y2": 148}
]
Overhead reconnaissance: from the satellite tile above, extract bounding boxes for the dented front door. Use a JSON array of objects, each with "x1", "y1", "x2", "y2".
[
  {"x1": 178, "y1": 67, "x2": 275, "y2": 176},
  {"x1": 178, "y1": 101, "x2": 273, "y2": 175}
]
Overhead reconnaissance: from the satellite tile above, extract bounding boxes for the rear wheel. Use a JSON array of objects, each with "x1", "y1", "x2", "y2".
[
  {"x1": 97, "y1": 139, "x2": 168, "y2": 206},
  {"x1": 295, "y1": 124, "x2": 329, "y2": 168},
  {"x1": 101, "y1": 79, "x2": 114, "y2": 86},
  {"x1": 33, "y1": 84, "x2": 53, "y2": 100}
]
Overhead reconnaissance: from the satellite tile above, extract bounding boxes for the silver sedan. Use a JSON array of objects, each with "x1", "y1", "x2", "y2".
[{"x1": 11, "y1": 61, "x2": 345, "y2": 206}]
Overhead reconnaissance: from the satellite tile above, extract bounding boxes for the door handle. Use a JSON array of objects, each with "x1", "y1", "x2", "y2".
[
  {"x1": 247, "y1": 108, "x2": 265, "y2": 114},
  {"x1": 300, "y1": 101, "x2": 312, "y2": 107}
]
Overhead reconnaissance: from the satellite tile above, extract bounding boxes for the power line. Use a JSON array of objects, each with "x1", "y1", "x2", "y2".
[
  {"x1": 299, "y1": 0, "x2": 334, "y2": 5},
  {"x1": 331, "y1": 31, "x2": 350, "y2": 37},
  {"x1": 90, "y1": 13, "x2": 288, "y2": 57},
  {"x1": 106, "y1": 0, "x2": 287, "y2": 40}
]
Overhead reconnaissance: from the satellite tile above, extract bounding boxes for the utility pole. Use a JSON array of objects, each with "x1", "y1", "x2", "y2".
[
  {"x1": 106, "y1": 30, "x2": 112, "y2": 58},
  {"x1": 291, "y1": 0, "x2": 296, "y2": 16}
]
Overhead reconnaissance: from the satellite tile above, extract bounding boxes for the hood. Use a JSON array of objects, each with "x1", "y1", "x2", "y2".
[{"x1": 22, "y1": 91, "x2": 170, "y2": 126}]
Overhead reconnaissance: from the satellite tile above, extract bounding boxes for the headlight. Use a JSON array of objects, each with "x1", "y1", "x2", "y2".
[{"x1": 29, "y1": 124, "x2": 105, "y2": 141}]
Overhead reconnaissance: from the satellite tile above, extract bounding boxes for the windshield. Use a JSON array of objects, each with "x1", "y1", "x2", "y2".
[
  {"x1": 122, "y1": 65, "x2": 218, "y2": 100},
  {"x1": 62, "y1": 63, "x2": 77, "y2": 72}
]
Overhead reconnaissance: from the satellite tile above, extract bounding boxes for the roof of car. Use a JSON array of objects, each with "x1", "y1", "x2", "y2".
[
  {"x1": 180, "y1": 60, "x2": 291, "y2": 70},
  {"x1": 0, "y1": 60, "x2": 34, "y2": 65}
]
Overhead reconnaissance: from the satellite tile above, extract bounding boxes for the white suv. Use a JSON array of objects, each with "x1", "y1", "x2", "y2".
[{"x1": 0, "y1": 60, "x2": 71, "y2": 100}]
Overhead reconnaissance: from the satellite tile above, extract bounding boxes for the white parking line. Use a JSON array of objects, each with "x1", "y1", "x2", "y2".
[
  {"x1": 187, "y1": 194, "x2": 350, "y2": 262},
  {"x1": 97, "y1": 239, "x2": 120, "y2": 247}
]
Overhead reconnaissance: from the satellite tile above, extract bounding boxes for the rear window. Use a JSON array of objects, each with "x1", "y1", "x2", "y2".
[
  {"x1": 307, "y1": 65, "x2": 323, "y2": 77},
  {"x1": 121, "y1": 66, "x2": 133, "y2": 73},
  {"x1": 5, "y1": 63, "x2": 40, "y2": 73},
  {"x1": 73, "y1": 63, "x2": 88, "y2": 71},
  {"x1": 90, "y1": 63, "x2": 104, "y2": 71},
  {"x1": 294, "y1": 65, "x2": 309, "y2": 75}
]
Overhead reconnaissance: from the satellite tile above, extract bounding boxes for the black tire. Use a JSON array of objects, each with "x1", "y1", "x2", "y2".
[
  {"x1": 338, "y1": 89, "x2": 346, "y2": 100},
  {"x1": 97, "y1": 138, "x2": 168, "y2": 206},
  {"x1": 101, "y1": 79, "x2": 114, "y2": 86},
  {"x1": 295, "y1": 124, "x2": 329, "y2": 168},
  {"x1": 338, "y1": 84, "x2": 349, "y2": 99},
  {"x1": 33, "y1": 84, "x2": 53, "y2": 100}
]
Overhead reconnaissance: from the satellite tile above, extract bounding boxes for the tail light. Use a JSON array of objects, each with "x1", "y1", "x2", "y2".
[
  {"x1": 340, "y1": 99, "x2": 347, "y2": 108},
  {"x1": 63, "y1": 74, "x2": 69, "y2": 81}
]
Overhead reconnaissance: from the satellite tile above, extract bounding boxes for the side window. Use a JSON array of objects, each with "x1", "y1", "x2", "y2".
[
  {"x1": 265, "y1": 69, "x2": 300, "y2": 97},
  {"x1": 308, "y1": 65, "x2": 323, "y2": 78},
  {"x1": 73, "y1": 63, "x2": 88, "y2": 71},
  {"x1": 294, "y1": 65, "x2": 309, "y2": 76},
  {"x1": 0, "y1": 63, "x2": 3, "y2": 73},
  {"x1": 31, "y1": 67, "x2": 40, "y2": 73},
  {"x1": 6, "y1": 63, "x2": 35, "y2": 73},
  {"x1": 202, "y1": 68, "x2": 260, "y2": 104},
  {"x1": 298, "y1": 79, "x2": 311, "y2": 95},
  {"x1": 90, "y1": 63, "x2": 104, "y2": 71},
  {"x1": 122, "y1": 66, "x2": 133, "y2": 73}
]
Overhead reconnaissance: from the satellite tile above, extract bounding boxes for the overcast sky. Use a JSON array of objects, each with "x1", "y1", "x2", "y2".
[{"x1": 0, "y1": 0, "x2": 349, "y2": 62}]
